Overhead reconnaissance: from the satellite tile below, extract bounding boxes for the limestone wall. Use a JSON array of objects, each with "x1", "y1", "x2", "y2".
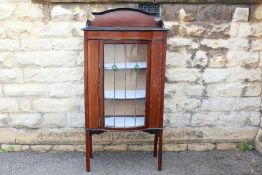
[{"x1": 0, "y1": 0, "x2": 261, "y2": 152}]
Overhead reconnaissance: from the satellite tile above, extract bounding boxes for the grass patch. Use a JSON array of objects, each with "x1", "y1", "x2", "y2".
[{"x1": 237, "y1": 140, "x2": 254, "y2": 152}]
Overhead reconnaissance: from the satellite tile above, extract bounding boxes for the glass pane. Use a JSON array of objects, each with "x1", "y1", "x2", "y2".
[{"x1": 104, "y1": 43, "x2": 147, "y2": 128}]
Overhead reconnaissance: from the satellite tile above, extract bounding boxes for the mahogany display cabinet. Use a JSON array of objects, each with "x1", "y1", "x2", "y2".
[{"x1": 82, "y1": 8, "x2": 168, "y2": 172}]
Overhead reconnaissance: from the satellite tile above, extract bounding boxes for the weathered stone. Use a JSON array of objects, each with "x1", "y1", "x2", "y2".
[
  {"x1": 14, "y1": 3, "x2": 44, "y2": 19},
  {"x1": 226, "y1": 68, "x2": 261, "y2": 82},
  {"x1": 128, "y1": 144, "x2": 153, "y2": 151},
  {"x1": 197, "y1": 5, "x2": 232, "y2": 22},
  {"x1": 203, "y1": 68, "x2": 261, "y2": 83},
  {"x1": 165, "y1": 83, "x2": 205, "y2": 97},
  {"x1": 67, "y1": 113, "x2": 85, "y2": 128},
  {"x1": 235, "y1": 97, "x2": 261, "y2": 111},
  {"x1": 226, "y1": 51, "x2": 259, "y2": 67},
  {"x1": 191, "y1": 111, "x2": 260, "y2": 127},
  {"x1": 8, "y1": 113, "x2": 42, "y2": 129},
  {"x1": 111, "y1": 131, "x2": 153, "y2": 143},
  {"x1": 163, "y1": 144, "x2": 187, "y2": 152},
  {"x1": 0, "y1": 98, "x2": 19, "y2": 112},
  {"x1": 52, "y1": 38, "x2": 83, "y2": 51},
  {"x1": 33, "y1": 98, "x2": 79, "y2": 112},
  {"x1": 203, "y1": 69, "x2": 227, "y2": 83},
  {"x1": 36, "y1": 22, "x2": 74, "y2": 37},
  {"x1": 24, "y1": 68, "x2": 83, "y2": 83},
  {"x1": 51, "y1": 5, "x2": 73, "y2": 21},
  {"x1": 15, "y1": 128, "x2": 85, "y2": 145},
  {"x1": 251, "y1": 23, "x2": 262, "y2": 37},
  {"x1": 0, "y1": 128, "x2": 16, "y2": 144},
  {"x1": 166, "y1": 49, "x2": 191, "y2": 68},
  {"x1": 201, "y1": 98, "x2": 235, "y2": 111},
  {"x1": 5, "y1": 21, "x2": 38, "y2": 39},
  {"x1": 179, "y1": 23, "x2": 206, "y2": 37},
  {"x1": 1, "y1": 144, "x2": 29, "y2": 152},
  {"x1": 251, "y1": 40, "x2": 262, "y2": 51},
  {"x1": 168, "y1": 37, "x2": 199, "y2": 49},
  {"x1": 48, "y1": 83, "x2": 83, "y2": 97},
  {"x1": 21, "y1": 39, "x2": 53, "y2": 51},
  {"x1": 255, "y1": 129, "x2": 262, "y2": 154},
  {"x1": 207, "y1": 83, "x2": 243, "y2": 97},
  {"x1": 4, "y1": 84, "x2": 47, "y2": 96},
  {"x1": 42, "y1": 113, "x2": 66, "y2": 128},
  {"x1": 206, "y1": 23, "x2": 230, "y2": 38},
  {"x1": 176, "y1": 97, "x2": 201, "y2": 111},
  {"x1": 242, "y1": 83, "x2": 261, "y2": 96},
  {"x1": 201, "y1": 38, "x2": 249, "y2": 50},
  {"x1": 207, "y1": 83, "x2": 261, "y2": 97},
  {"x1": 232, "y1": 8, "x2": 249, "y2": 22},
  {"x1": 164, "y1": 113, "x2": 191, "y2": 127},
  {"x1": 188, "y1": 143, "x2": 215, "y2": 151},
  {"x1": 166, "y1": 68, "x2": 200, "y2": 82},
  {"x1": 52, "y1": 145, "x2": 76, "y2": 152},
  {"x1": 30, "y1": 145, "x2": 52, "y2": 152},
  {"x1": 208, "y1": 52, "x2": 228, "y2": 67},
  {"x1": 19, "y1": 98, "x2": 32, "y2": 112},
  {"x1": 0, "y1": 52, "x2": 17, "y2": 68},
  {"x1": 179, "y1": 8, "x2": 195, "y2": 22},
  {"x1": 0, "y1": 39, "x2": 20, "y2": 51},
  {"x1": 104, "y1": 144, "x2": 128, "y2": 152},
  {"x1": 0, "y1": 27, "x2": 6, "y2": 38},
  {"x1": 192, "y1": 50, "x2": 208, "y2": 68},
  {"x1": 217, "y1": 143, "x2": 236, "y2": 150},
  {"x1": 76, "y1": 51, "x2": 84, "y2": 65},
  {"x1": 161, "y1": 4, "x2": 197, "y2": 21},
  {"x1": 0, "y1": 4, "x2": 14, "y2": 20},
  {"x1": 253, "y1": 4, "x2": 262, "y2": 21},
  {"x1": 0, "y1": 69, "x2": 23, "y2": 83},
  {"x1": 0, "y1": 114, "x2": 8, "y2": 127},
  {"x1": 16, "y1": 51, "x2": 76, "y2": 67},
  {"x1": 236, "y1": 23, "x2": 251, "y2": 37}
]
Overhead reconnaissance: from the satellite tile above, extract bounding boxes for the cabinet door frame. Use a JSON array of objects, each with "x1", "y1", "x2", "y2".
[{"x1": 99, "y1": 39, "x2": 151, "y2": 130}]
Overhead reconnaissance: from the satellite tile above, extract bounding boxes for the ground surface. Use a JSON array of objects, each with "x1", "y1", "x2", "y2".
[{"x1": 0, "y1": 150, "x2": 261, "y2": 175}]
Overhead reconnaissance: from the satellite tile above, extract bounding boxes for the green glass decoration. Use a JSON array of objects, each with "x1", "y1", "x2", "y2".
[
  {"x1": 112, "y1": 64, "x2": 118, "y2": 72},
  {"x1": 134, "y1": 63, "x2": 140, "y2": 72}
]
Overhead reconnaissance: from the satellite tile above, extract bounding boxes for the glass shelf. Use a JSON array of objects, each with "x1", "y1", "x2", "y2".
[
  {"x1": 105, "y1": 116, "x2": 145, "y2": 128},
  {"x1": 104, "y1": 62, "x2": 147, "y2": 70},
  {"x1": 104, "y1": 90, "x2": 145, "y2": 99}
]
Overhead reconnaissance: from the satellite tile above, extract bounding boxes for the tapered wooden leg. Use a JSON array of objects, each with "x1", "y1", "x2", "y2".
[
  {"x1": 86, "y1": 131, "x2": 91, "y2": 172},
  {"x1": 154, "y1": 134, "x2": 158, "y2": 157},
  {"x1": 158, "y1": 130, "x2": 163, "y2": 171},
  {"x1": 90, "y1": 133, "x2": 93, "y2": 159}
]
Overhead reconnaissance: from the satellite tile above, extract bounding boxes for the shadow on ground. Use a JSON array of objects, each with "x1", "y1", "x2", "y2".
[{"x1": 0, "y1": 150, "x2": 261, "y2": 175}]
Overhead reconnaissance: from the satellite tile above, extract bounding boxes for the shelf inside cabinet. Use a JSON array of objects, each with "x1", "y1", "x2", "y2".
[
  {"x1": 104, "y1": 90, "x2": 145, "y2": 99},
  {"x1": 104, "y1": 116, "x2": 145, "y2": 128},
  {"x1": 104, "y1": 61, "x2": 147, "y2": 70}
]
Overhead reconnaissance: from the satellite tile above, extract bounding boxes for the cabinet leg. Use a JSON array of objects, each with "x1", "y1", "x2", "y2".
[
  {"x1": 90, "y1": 133, "x2": 93, "y2": 159},
  {"x1": 158, "y1": 130, "x2": 163, "y2": 171},
  {"x1": 154, "y1": 134, "x2": 158, "y2": 157},
  {"x1": 86, "y1": 131, "x2": 91, "y2": 172}
]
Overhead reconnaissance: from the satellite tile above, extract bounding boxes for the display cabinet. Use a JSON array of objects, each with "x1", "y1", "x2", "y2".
[{"x1": 82, "y1": 8, "x2": 168, "y2": 172}]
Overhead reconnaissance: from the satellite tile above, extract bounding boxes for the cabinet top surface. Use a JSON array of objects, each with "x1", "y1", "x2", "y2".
[{"x1": 82, "y1": 8, "x2": 168, "y2": 31}]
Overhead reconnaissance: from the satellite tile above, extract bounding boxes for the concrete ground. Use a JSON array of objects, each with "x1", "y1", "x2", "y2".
[{"x1": 0, "y1": 150, "x2": 261, "y2": 175}]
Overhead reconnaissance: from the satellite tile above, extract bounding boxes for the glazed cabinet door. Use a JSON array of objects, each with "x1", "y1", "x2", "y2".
[{"x1": 101, "y1": 42, "x2": 149, "y2": 129}]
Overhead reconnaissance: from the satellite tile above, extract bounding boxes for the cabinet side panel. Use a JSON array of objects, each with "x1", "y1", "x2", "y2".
[
  {"x1": 84, "y1": 33, "x2": 89, "y2": 128},
  {"x1": 149, "y1": 41, "x2": 163, "y2": 128},
  {"x1": 160, "y1": 33, "x2": 167, "y2": 128},
  {"x1": 87, "y1": 40, "x2": 100, "y2": 128}
]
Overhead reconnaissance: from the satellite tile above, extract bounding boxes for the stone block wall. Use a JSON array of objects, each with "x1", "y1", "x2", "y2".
[{"x1": 0, "y1": 0, "x2": 261, "y2": 152}]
